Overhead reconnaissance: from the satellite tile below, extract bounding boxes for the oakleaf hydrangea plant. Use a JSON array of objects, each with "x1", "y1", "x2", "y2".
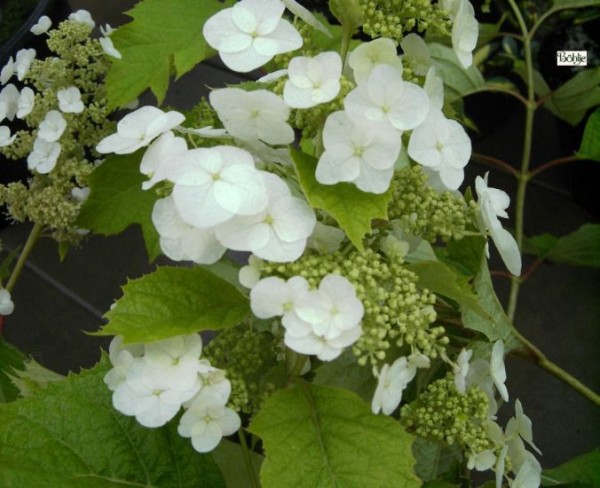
[{"x1": 0, "y1": 1, "x2": 598, "y2": 487}]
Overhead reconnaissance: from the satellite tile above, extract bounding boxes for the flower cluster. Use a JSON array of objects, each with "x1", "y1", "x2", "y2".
[
  {"x1": 258, "y1": 248, "x2": 444, "y2": 365},
  {"x1": 87, "y1": 0, "x2": 533, "y2": 481},
  {"x1": 0, "y1": 12, "x2": 113, "y2": 243},
  {"x1": 104, "y1": 334, "x2": 240, "y2": 453}
]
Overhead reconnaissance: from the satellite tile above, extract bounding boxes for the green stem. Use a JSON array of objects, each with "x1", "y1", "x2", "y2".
[
  {"x1": 5, "y1": 223, "x2": 44, "y2": 293},
  {"x1": 505, "y1": 0, "x2": 536, "y2": 322},
  {"x1": 285, "y1": 347, "x2": 307, "y2": 385},
  {"x1": 238, "y1": 428, "x2": 260, "y2": 488},
  {"x1": 339, "y1": 25, "x2": 352, "y2": 70},
  {"x1": 512, "y1": 330, "x2": 600, "y2": 407}
]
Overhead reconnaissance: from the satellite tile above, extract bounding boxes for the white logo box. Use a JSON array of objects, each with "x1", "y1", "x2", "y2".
[{"x1": 556, "y1": 51, "x2": 588, "y2": 66}]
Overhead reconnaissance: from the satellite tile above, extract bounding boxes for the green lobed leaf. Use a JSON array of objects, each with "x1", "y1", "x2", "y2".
[
  {"x1": 428, "y1": 43, "x2": 485, "y2": 103},
  {"x1": 312, "y1": 349, "x2": 375, "y2": 402},
  {"x1": 249, "y1": 382, "x2": 421, "y2": 488},
  {"x1": 413, "y1": 438, "x2": 462, "y2": 482},
  {"x1": 291, "y1": 148, "x2": 391, "y2": 251},
  {"x1": 544, "y1": 68, "x2": 600, "y2": 126},
  {"x1": 106, "y1": 0, "x2": 234, "y2": 109},
  {"x1": 406, "y1": 260, "x2": 487, "y2": 316},
  {"x1": 212, "y1": 439, "x2": 263, "y2": 488},
  {"x1": 0, "y1": 357, "x2": 225, "y2": 487},
  {"x1": 525, "y1": 224, "x2": 600, "y2": 268},
  {"x1": 542, "y1": 449, "x2": 600, "y2": 486},
  {"x1": 0, "y1": 339, "x2": 25, "y2": 403},
  {"x1": 438, "y1": 235, "x2": 487, "y2": 278},
  {"x1": 97, "y1": 266, "x2": 250, "y2": 344},
  {"x1": 77, "y1": 151, "x2": 161, "y2": 262},
  {"x1": 461, "y1": 256, "x2": 522, "y2": 351},
  {"x1": 578, "y1": 107, "x2": 600, "y2": 161},
  {"x1": 8, "y1": 358, "x2": 64, "y2": 398}
]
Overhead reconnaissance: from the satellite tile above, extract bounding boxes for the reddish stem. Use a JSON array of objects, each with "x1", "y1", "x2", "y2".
[
  {"x1": 529, "y1": 155, "x2": 579, "y2": 178},
  {"x1": 471, "y1": 153, "x2": 519, "y2": 177}
]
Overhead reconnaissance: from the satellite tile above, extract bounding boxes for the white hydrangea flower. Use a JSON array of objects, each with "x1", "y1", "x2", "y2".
[
  {"x1": 197, "y1": 363, "x2": 232, "y2": 404},
  {"x1": 239, "y1": 255, "x2": 264, "y2": 288},
  {"x1": 71, "y1": 186, "x2": 90, "y2": 202},
  {"x1": 283, "y1": 325, "x2": 362, "y2": 362},
  {"x1": 152, "y1": 197, "x2": 226, "y2": 264},
  {"x1": 139, "y1": 130, "x2": 188, "y2": 189},
  {"x1": 209, "y1": 88, "x2": 294, "y2": 145},
  {"x1": 100, "y1": 24, "x2": 122, "y2": 59},
  {"x1": 423, "y1": 65, "x2": 445, "y2": 112},
  {"x1": 178, "y1": 390, "x2": 241, "y2": 453},
  {"x1": 283, "y1": 51, "x2": 342, "y2": 108},
  {"x1": 506, "y1": 434, "x2": 541, "y2": 482},
  {"x1": 467, "y1": 449, "x2": 496, "y2": 472},
  {"x1": 14, "y1": 49, "x2": 36, "y2": 81},
  {"x1": 0, "y1": 126, "x2": 17, "y2": 147},
  {"x1": 495, "y1": 445, "x2": 509, "y2": 488},
  {"x1": 30, "y1": 15, "x2": 52, "y2": 35},
  {"x1": 453, "y1": 348, "x2": 473, "y2": 394},
  {"x1": 215, "y1": 171, "x2": 316, "y2": 262},
  {"x1": 282, "y1": 275, "x2": 363, "y2": 361},
  {"x1": 68, "y1": 9, "x2": 95, "y2": 29},
  {"x1": 112, "y1": 360, "x2": 188, "y2": 428},
  {"x1": 291, "y1": 274, "x2": 364, "y2": 340},
  {"x1": 0, "y1": 289, "x2": 15, "y2": 315},
  {"x1": 250, "y1": 275, "x2": 309, "y2": 319},
  {"x1": 345, "y1": 64, "x2": 429, "y2": 132},
  {"x1": 476, "y1": 173, "x2": 522, "y2": 276},
  {"x1": 511, "y1": 458, "x2": 541, "y2": 488},
  {"x1": 142, "y1": 334, "x2": 203, "y2": 395},
  {"x1": 490, "y1": 339, "x2": 509, "y2": 402},
  {"x1": 0, "y1": 57, "x2": 15, "y2": 85},
  {"x1": 280, "y1": 0, "x2": 331, "y2": 36},
  {"x1": 57, "y1": 86, "x2": 84, "y2": 113},
  {"x1": 100, "y1": 37, "x2": 122, "y2": 59},
  {"x1": 306, "y1": 222, "x2": 345, "y2": 254},
  {"x1": 203, "y1": 0, "x2": 302, "y2": 73},
  {"x1": 316, "y1": 110, "x2": 402, "y2": 194},
  {"x1": 27, "y1": 137, "x2": 61, "y2": 174},
  {"x1": 371, "y1": 357, "x2": 417, "y2": 415},
  {"x1": 0, "y1": 84, "x2": 19, "y2": 122},
  {"x1": 169, "y1": 145, "x2": 268, "y2": 228},
  {"x1": 400, "y1": 33, "x2": 432, "y2": 76},
  {"x1": 16, "y1": 87, "x2": 35, "y2": 119},
  {"x1": 348, "y1": 37, "x2": 403, "y2": 85},
  {"x1": 103, "y1": 335, "x2": 144, "y2": 391},
  {"x1": 506, "y1": 399, "x2": 542, "y2": 455},
  {"x1": 408, "y1": 109, "x2": 471, "y2": 190},
  {"x1": 96, "y1": 106, "x2": 185, "y2": 154},
  {"x1": 466, "y1": 357, "x2": 499, "y2": 416},
  {"x1": 452, "y1": 1, "x2": 478, "y2": 69},
  {"x1": 38, "y1": 110, "x2": 67, "y2": 142}
]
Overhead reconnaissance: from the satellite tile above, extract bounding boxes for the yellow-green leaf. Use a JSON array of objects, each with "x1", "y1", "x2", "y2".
[
  {"x1": 249, "y1": 382, "x2": 421, "y2": 488},
  {"x1": 291, "y1": 149, "x2": 391, "y2": 251}
]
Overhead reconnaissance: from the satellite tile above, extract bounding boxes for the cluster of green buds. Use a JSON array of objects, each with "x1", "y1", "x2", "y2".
[
  {"x1": 203, "y1": 324, "x2": 280, "y2": 415},
  {"x1": 358, "y1": 0, "x2": 452, "y2": 42},
  {"x1": 400, "y1": 375, "x2": 494, "y2": 453},
  {"x1": 388, "y1": 165, "x2": 476, "y2": 242}
]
